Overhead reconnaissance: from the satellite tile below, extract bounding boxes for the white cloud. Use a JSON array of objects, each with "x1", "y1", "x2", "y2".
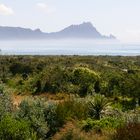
[
  {"x1": 36, "y1": 3, "x2": 55, "y2": 14},
  {"x1": 0, "y1": 4, "x2": 14, "y2": 15}
]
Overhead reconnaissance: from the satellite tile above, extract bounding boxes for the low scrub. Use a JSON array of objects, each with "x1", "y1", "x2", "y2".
[
  {"x1": 0, "y1": 115, "x2": 33, "y2": 140},
  {"x1": 113, "y1": 122, "x2": 140, "y2": 140},
  {"x1": 82, "y1": 117, "x2": 124, "y2": 132}
]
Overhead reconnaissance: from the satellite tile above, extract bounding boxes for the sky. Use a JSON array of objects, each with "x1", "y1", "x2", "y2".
[{"x1": 0, "y1": 0, "x2": 140, "y2": 43}]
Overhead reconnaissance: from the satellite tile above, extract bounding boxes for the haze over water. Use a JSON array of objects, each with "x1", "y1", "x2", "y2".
[{"x1": 0, "y1": 40, "x2": 140, "y2": 56}]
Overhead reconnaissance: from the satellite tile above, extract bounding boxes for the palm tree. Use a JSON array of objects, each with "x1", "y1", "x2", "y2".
[{"x1": 88, "y1": 94, "x2": 110, "y2": 120}]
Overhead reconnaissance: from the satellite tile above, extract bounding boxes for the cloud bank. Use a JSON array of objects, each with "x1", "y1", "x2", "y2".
[{"x1": 0, "y1": 4, "x2": 14, "y2": 15}]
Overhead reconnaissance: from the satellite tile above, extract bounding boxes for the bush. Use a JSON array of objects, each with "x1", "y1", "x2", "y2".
[
  {"x1": 121, "y1": 98, "x2": 136, "y2": 111},
  {"x1": 9, "y1": 62, "x2": 32, "y2": 75},
  {"x1": 72, "y1": 67, "x2": 100, "y2": 96},
  {"x1": 82, "y1": 118, "x2": 94, "y2": 132},
  {"x1": 82, "y1": 117, "x2": 124, "y2": 132},
  {"x1": 0, "y1": 85, "x2": 13, "y2": 119},
  {"x1": 45, "y1": 103, "x2": 64, "y2": 136},
  {"x1": 0, "y1": 115, "x2": 32, "y2": 140},
  {"x1": 42, "y1": 66, "x2": 72, "y2": 94},
  {"x1": 17, "y1": 98, "x2": 48, "y2": 139},
  {"x1": 113, "y1": 122, "x2": 140, "y2": 140},
  {"x1": 45, "y1": 98, "x2": 88, "y2": 138},
  {"x1": 56, "y1": 98, "x2": 88, "y2": 120}
]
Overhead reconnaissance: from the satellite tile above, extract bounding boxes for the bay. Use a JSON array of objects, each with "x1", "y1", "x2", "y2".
[{"x1": 0, "y1": 40, "x2": 140, "y2": 56}]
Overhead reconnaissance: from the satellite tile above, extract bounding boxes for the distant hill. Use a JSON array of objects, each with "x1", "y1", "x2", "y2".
[
  {"x1": 0, "y1": 22, "x2": 116, "y2": 40},
  {"x1": 0, "y1": 26, "x2": 46, "y2": 39}
]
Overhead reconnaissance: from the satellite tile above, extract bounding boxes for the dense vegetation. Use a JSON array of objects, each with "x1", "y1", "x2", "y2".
[{"x1": 0, "y1": 55, "x2": 140, "y2": 140}]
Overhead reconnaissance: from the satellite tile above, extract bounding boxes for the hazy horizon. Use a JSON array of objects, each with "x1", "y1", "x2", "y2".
[
  {"x1": 0, "y1": 39, "x2": 140, "y2": 56},
  {"x1": 0, "y1": 0, "x2": 140, "y2": 43}
]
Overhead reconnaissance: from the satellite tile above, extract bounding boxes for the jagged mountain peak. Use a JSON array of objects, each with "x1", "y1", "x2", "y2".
[
  {"x1": 0, "y1": 22, "x2": 116, "y2": 39},
  {"x1": 79, "y1": 22, "x2": 93, "y2": 27},
  {"x1": 58, "y1": 22, "x2": 102, "y2": 38},
  {"x1": 62, "y1": 22, "x2": 96, "y2": 31}
]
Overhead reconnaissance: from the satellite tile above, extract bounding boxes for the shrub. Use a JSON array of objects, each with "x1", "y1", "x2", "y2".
[
  {"x1": 72, "y1": 67, "x2": 100, "y2": 96},
  {"x1": 121, "y1": 98, "x2": 136, "y2": 111},
  {"x1": 0, "y1": 115, "x2": 32, "y2": 140},
  {"x1": 88, "y1": 94, "x2": 110, "y2": 120},
  {"x1": 22, "y1": 75, "x2": 43, "y2": 94},
  {"x1": 45, "y1": 98, "x2": 88, "y2": 138},
  {"x1": 42, "y1": 66, "x2": 72, "y2": 94},
  {"x1": 0, "y1": 85, "x2": 13, "y2": 119},
  {"x1": 45, "y1": 103, "x2": 64, "y2": 137},
  {"x1": 56, "y1": 98, "x2": 88, "y2": 120},
  {"x1": 17, "y1": 98, "x2": 48, "y2": 139},
  {"x1": 82, "y1": 117, "x2": 124, "y2": 132},
  {"x1": 9, "y1": 62, "x2": 32, "y2": 75},
  {"x1": 82, "y1": 118, "x2": 95, "y2": 132}
]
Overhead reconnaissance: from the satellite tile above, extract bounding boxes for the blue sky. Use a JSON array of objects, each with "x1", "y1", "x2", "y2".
[{"x1": 0, "y1": 0, "x2": 140, "y2": 42}]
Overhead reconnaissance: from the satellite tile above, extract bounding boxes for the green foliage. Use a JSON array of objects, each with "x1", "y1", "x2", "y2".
[
  {"x1": 122, "y1": 72, "x2": 140, "y2": 99},
  {"x1": 56, "y1": 97, "x2": 88, "y2": 120},
  {"x1": 1, "y1": 56, "x2": 140, "y2": 139},
  {"x1": 45, "y1": 98, "x2": 88, "y2": 137},
  {"x1": 82, "y1": 117, "x2": 124, "y2": 132},
  {"x1": 0, "y1": 115, "x2": 32, "y2": 140},
  {"x1": 23, "y1": 75, "x2": 43, "y2": 94},
  {"x1": 112, "y1": 97, "x2": 137, "y2": 111},
  {"x1": 72, "y1": 67, "x2": 100, "y2": 96},
  {"x1": 120, "y1": 98, "x2": 136, "y2": 111},
  {"x1": 9, "y1": 62, "x2": 32, "y2": 75},
  {"x1": 88, "y1": 94, "x2": 110, "y2": 120},
  {"x1": 16, "y1": 98, "x2": 48, "y2": 139},
  {"x1": 45, "y1": 103, "x2": 63, "y2": 136},
  {"x1": 41, "y1": 66, "x2": 72, "y2": 93},
  {"x1": 0, "y1": 84, "x2": 13, "y2": 119},
  {"x1": 2, "y1": 55, "x2": 140, "y2": 101}
]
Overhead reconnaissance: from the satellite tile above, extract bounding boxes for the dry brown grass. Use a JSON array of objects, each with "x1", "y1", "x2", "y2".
[
  {"x1": 113, "y1": 122, "x2": 140, "y2": 140},
  {"x1": 12, "y1": 92, "x2": 69, "y2": 106},
  {"x1": 39, "y1": 93, "x2": 70, "y2": 101},
  {"x1": 52, "y1": 121, "x2": 112, "y2": 140},
  {"x1": 12, "y1": 95, "x2": 27, "y2": 106}
]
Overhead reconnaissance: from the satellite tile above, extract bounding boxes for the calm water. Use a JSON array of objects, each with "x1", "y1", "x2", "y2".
[{"x1": 0, "y1": 40, "x2": 140, "y2": 56}]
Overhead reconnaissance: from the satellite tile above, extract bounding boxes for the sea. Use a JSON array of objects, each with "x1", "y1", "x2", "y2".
[{"x1": 0, "y1": 39, "x2": 140, "y2": 56}]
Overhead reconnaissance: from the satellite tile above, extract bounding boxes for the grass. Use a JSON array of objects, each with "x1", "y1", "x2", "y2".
[{"x1": 53, "y1": 121, "x2": 114, "y2": 140}]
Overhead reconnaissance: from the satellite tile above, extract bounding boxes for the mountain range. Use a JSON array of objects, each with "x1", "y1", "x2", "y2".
[{"x1": 0, "y1": 22, "x2": 116, "y2": 40}]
